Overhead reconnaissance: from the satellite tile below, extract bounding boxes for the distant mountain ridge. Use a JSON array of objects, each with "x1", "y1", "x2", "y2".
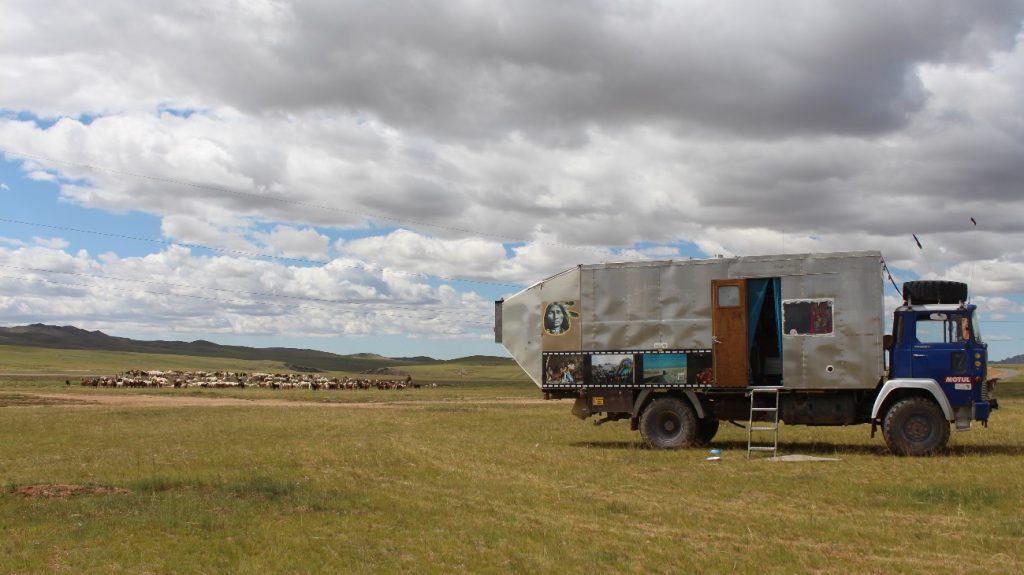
[
  {"x1": 0, "y1": 324, "x2": 512, "y2": 372},
  {"x1": 993, "y1": 354, "x2": 1024, "y2": 364}
]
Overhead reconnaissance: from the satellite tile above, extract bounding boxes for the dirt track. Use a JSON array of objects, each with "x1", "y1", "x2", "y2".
[
  {"x1": 12, "y1": 392, "x2": 548, "y2": 409},
  {"x1": 990, "y1": 367, "x2": 1017, "y2": 380}
]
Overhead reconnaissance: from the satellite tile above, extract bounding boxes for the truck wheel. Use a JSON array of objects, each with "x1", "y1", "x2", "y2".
[
  {"x1": 882, "y1": 397, "x2": 950, "y2": 456},
  {"x1": 902, "y1": 281, "x2": 968, "y2": 305},
  {"x1": 639, "y1": 397, "x2": 698, "y2": 449},
  {"x1": 694, "y1": 418, "x2": 720, "y2": 446}
]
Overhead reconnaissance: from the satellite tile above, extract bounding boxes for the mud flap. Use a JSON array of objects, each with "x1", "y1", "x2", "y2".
[{"x1": 571, "y1": 395, "x2": 592, "y2": 420}]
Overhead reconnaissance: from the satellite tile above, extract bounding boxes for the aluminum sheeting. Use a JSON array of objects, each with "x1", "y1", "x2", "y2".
[{"x1": 501, "y1": 251, "x2": 885, "y2": 390}]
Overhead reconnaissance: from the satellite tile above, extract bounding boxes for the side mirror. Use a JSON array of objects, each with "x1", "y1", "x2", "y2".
[{"x1": 883, "y1": 334, "x2": 893, "y2": 350}]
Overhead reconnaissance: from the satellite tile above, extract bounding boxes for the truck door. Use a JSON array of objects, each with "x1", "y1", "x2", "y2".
[
  {"x1": 911, "y1": 311, "x2": 972, "y2": 406},
  {"x1": 712, "y1": 279, "x2": 748, "y2": 387}
]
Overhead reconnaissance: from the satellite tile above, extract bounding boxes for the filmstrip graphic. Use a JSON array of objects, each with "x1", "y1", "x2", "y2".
[{"x1": 542, "y1": 349, "x2": 712, "y2": 388}]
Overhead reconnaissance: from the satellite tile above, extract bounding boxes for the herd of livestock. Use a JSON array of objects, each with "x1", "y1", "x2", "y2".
[{"x1": 77, "y1": 370, "x2": 434, "y2": 390}]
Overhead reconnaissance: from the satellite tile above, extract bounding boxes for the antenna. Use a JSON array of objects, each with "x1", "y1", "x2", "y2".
[{"x1": 967, "y1": 217, "x2": 977, "y2": 303}]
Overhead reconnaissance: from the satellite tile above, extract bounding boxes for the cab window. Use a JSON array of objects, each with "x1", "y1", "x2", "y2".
[
  {"x1": 915, "y1": 313, "x2": 966, "y2": 344},
  {"x1": 970, "y1": 311, "x2": 984, "y2": 344}
]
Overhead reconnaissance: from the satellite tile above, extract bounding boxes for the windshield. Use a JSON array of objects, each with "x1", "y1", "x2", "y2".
[
  {"x1": 971, "y1": 310, "x2": 984, "y2": 344},
  {"x1": 915, "y1": 311, "x2": 978, "y2": 344},
  {"x1": 916, "y1": 313, "x2": 962, "y2": 344}
]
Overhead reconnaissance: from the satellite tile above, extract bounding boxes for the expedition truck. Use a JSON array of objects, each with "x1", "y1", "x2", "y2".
[{"x1": 494, "y1": 251, "x2": 997, "y2": 456}]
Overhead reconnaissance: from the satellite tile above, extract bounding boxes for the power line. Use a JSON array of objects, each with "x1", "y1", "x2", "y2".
[
  {"x1": 0, "y1": 273, "x2": 495, "y2": 327},
  {"x1": 0, "y1": 217, "x2": 524, "y2": 288},
  {"x1": 0, "y1": 263, "x2": 492, "y2": 320},
  {"x1": 0, "y1": 147, "x2": 640, "y2": 259}
]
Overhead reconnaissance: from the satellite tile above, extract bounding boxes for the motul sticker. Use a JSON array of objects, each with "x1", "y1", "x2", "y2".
[{"x1": 945, "y1": 376, "x2": 971, "y2": 384}]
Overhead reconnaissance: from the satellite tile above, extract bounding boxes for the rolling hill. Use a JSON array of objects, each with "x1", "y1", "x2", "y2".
[{"x1": 0, "y1": 324, "x2": 513, "y2": 372}]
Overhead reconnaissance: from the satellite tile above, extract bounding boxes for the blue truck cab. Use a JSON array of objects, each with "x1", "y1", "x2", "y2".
[
  {"x1": 868, "y1": 280, "x2": 998, "y2": 454},
  {"x1": 889, "y1": 302, "x2": 995, "y2": 425}
]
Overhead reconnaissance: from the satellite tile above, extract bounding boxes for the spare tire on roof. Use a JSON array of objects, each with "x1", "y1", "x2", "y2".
[{"x1": 902, "y1": 281, "x2": 968, "y2": 304}]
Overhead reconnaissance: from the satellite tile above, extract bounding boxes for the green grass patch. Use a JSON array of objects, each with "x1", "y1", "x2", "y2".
[
  {"x1": 881, "y1": 484, "x2": 1002, "y2": 508},
  {"x1": 1, "y1": 393, "x2": 1023, "y2": 573},
  {"x1": 0, "y1": 344, "x2": 298, "y2": 378},
  {"x1": 0, "y1": 393, "x2": 85, "y2": 406},
  {"x1": 0, "y1": 352, "x2": 1021, "y2": 572},
  {"x1": 225, "y1": 475, "x2": 298, "y2": 499}
]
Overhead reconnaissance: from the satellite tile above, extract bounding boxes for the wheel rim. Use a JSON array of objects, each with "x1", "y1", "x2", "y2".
[
  {"x1": 902, "y1": 414, "x2": 933, "y2": 443},
  {"x1": 658, "y1": 413, "x2": 681, "y2": 436}
]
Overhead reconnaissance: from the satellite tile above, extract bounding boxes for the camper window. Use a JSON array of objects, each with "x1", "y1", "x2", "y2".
[
  {"x1": 717, "y1": 285, "x2": 740, "y2": 307},
  {"x1": 783, "y1": 299, "x2": 834, "y2": 336}
]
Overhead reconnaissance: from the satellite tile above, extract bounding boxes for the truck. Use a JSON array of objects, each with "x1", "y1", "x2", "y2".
[{"x1": 494, "y1": 251, "x2": 998, "y2": 456}]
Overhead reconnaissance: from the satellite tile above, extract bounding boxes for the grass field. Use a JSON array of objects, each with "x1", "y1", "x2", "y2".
[{"x1": 1, "y1": 351, "x2": 1023, "y2": 573}]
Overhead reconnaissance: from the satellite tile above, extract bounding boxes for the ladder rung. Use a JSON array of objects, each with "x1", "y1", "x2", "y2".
[{"x1": 748, "y1": 388, "x2": 780, "y2": 457}]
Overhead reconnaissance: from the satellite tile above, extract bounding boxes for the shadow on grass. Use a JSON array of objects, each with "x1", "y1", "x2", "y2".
[
  {"x1": 127, "y1": 474, "x2": 301, "y2": 499},
  {"x1": 569, "y1": 439, "x2": 883, "y2": 455},
  {"x1": 570, "y1": 439, "x2": 1024, "y2": 456},
  {"x1": 943, "y1": 443, "x2": 1024, "y2": 456},
  {"x1": 0, "y1": 393, "x2": 84, "y2": 407}
]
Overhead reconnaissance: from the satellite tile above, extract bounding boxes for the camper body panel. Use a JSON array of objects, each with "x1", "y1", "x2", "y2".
[
  {"x1": 501, "y1": 251, "x2": 884, "y2": 391},
  {"x1": 500, "y1": 266, "x2": 581, "y2": 385}
]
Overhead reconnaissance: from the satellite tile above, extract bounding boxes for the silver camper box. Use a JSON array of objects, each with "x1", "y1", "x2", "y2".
[{"x1": 499, "y1": 251, "x2": 885, "y2": 392}]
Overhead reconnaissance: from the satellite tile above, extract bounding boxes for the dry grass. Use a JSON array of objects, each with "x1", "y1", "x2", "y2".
[{"x1": 0, "y1": 365, "x2": 1021, "y2": 573}]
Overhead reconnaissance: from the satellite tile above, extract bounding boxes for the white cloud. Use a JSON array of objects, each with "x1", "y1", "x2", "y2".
[
  {"x1": 0, "y1": 1, "x2": 1023, "y2": 356},
  {"x1": 26, "y1": 170, "x2": 56, "y2": 182},
  {"x1": 972, "y1": 295, "x2": 1024, "y2": 314},
  {"x1": 254, "y1": 225, "x2": 330, "y2": 261},
  {"x1": 32, "y1": 237, "x2": 69, "y2": 249},
  {"x1": 0, "y1": 242, "x2": 494, "y2": 340},
  {"x1": 160, "y1": 215, "x2": 261, "y2": 254}
]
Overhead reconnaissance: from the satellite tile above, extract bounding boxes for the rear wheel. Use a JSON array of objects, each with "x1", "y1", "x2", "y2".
[
  {"x1": 639, "y1": 397, "x2": 698, "y2": 449},
  {"x1": 882, "y1": 397, "x2": 950, "y2": 456},
  {"x1": 694, "y1": 418, "x2": 720, "y2": 446}
]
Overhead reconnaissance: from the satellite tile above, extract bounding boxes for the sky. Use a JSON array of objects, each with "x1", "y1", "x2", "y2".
[{"x1": 1, "y1": 0, "x2": 1024, "y2": 360}]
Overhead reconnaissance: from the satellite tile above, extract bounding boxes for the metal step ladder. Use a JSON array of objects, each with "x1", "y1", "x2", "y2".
[{"x1": 747, "y1": 388, "x2": 780, "y2": 458}]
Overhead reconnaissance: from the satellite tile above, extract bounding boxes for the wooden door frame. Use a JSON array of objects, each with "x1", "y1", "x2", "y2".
[{"x1": 712, "y1": 279, "x2": 749, "y2": 388}]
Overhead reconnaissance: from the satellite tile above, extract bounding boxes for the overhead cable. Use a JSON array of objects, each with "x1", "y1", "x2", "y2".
[
  {"x1": 0, "y1": 273, "x2": 495, "y2": 327},
  {"x1": 0, "y1": 217, "x2": 523, "y2": 288},
  {"x1": 0, "y1": 147, "x2": 642, "y2": 259},
  {"x1": 0, "y1": 263, "x2": 493, "y2": 320}
]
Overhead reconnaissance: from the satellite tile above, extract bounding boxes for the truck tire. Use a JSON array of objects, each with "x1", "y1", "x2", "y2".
[
  {"x1": 694, "y1": 418, "x2": 720, "y2": 446},
  {"x1": 639, "y1": 397, "x2": 698, "y2": 449},
  {"x1": 882, "y1": 397, "x2": 950, "y2": 456},
  {"x1": 902, "y1": 281, "x2": 968, "y2": 305}
]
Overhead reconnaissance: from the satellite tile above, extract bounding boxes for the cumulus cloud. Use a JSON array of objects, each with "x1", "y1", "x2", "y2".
[
  {"x1": 0, "y1": 1, "x2": 1023, "y2": 353},
  {"x1": 0, "y1": 243, "x2": 493, "y2": 339},
  {"x1": 32, "y1": 237, "x2": 69, "y2": 249},
  {"x1": 27, "y1": 170, "x2": 56, "y2": 182},
  {"x1": 254, "y1": 225, "x2": 330, "y2": 261}
]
